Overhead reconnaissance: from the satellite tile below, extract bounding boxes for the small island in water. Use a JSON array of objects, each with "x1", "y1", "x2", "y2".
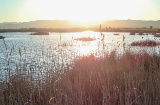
[
  {"x1": 74, "y1": 37, "x2": 96, "y2": 42},
  {"x1": 0, "y1": 36, "x2": 5, "y2": 39},
  {"x1": 30, "y1": 31, "x2": 49, "y2": 35}
]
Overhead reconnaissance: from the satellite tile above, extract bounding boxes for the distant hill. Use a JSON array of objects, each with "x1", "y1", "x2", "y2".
[
  {"x1": 100, "y1": 20, "x2": 160, "y2": 28},
  {"x1": 0, "y1": 20, "x2": 160, "y2": 29}
]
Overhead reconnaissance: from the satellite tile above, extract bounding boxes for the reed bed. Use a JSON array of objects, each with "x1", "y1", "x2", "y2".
[
  {"x1": 131, "y1": 40, "x2": 159, "y2": 46},
  {"x1": 1, "y1": 49, "x2": 160, "y2": 105}
]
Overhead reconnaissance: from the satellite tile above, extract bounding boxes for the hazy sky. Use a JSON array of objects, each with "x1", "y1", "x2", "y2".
[{"x1": 0, "y1": 0, "x2": 160, "y2": 22}]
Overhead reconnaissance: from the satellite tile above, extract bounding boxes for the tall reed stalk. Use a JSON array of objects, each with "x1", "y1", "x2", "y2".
[{"x1": 1, "y1": 49, "x2": 160, "y2": 105}]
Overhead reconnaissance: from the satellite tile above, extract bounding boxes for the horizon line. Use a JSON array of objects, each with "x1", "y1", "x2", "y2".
[{"x1": 1, "y1": 19, "x2": 160, "y2": 23}]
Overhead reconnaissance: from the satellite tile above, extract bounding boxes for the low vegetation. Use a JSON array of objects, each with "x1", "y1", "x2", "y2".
[
  {"x1": 1, "y1": 50, "x2": 160, "y2": 105},
  {"x1": 154, "y1": 34, "x2": 160, "y2": 37},
  {"x1": 74, "y1": 37, "x2": 96, "y2": 42},
  {"x1": 131, "y1": 40, "x2": 159, "y2": 46},
  {"x1": 0, "y1": 36, "x2": 5, "y2": 39},
  {"x1": 30, "y1": 31, "x2": 49, "y2": 35}
]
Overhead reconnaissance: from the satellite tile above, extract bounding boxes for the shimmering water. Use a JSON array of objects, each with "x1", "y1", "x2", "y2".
[{"x1": 0, "y1": 31, "x2": 159, "y2": 81}]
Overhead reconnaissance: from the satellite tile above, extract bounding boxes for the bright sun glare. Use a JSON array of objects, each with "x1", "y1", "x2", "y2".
[
  {"x1": 28, "y1": 0, "x2": 145, "y2": 23},
  {"x1": 78, "y1": 45, "x2": 98, "y2": 55},
  {"x1": 75, "y1": 31, "x2": 100, "y2": 55}
]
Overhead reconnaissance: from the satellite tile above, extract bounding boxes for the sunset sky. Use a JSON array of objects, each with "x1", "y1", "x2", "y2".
[{"x1": 0, "y1": 0, "x2": 160, "y2": 22}]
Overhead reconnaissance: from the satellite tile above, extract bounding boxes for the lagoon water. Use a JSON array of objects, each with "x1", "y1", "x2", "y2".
[{"x1": 0, "y1": 31, "x2": 159, "y2": 81}]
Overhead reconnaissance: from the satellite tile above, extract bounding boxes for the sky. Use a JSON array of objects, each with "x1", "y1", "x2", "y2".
[{"x1": 0, "y1": 0, "x2": 160, "y2": 22}]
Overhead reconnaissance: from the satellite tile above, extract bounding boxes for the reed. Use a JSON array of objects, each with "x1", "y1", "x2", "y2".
[
  {"x1": 58, "y1": 42, "x2": 74, "y2": 47},
  {"x1": 48, "y1": 51, "x2": 160, "y2": 105},
  {"x1": 131, "y1": 40, "x2": 159, "y2": 46},
  {"x1": 1, "y1": 49, "x2": 160, "y2": 105}
]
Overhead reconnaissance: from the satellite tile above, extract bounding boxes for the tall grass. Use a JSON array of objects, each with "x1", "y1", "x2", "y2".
[{"x1": 1, "y1": 50, "x2": 160, "y2": 105}]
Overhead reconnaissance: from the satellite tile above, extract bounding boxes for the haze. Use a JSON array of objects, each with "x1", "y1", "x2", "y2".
[{"x1": 0, "y1": 0, "x2": 160, "y2": 23}]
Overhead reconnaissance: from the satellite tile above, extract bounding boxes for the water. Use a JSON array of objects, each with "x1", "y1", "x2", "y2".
[{"x1": 0, "y1": 31, "x2": 159, "y2": 81}]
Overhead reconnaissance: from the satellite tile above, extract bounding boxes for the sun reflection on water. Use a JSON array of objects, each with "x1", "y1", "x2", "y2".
[
  {"x1": 74, "y1": 30, "x2": 101, "y2": 56},
  {"x1": 77, "y1": 44, "x2": 98, "y2": 56},
  {"x1": 75, "y1": 30, "x2": 101, "y2": 39}
]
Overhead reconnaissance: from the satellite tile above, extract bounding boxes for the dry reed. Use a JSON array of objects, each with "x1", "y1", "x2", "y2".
[{"x1": 1, "y1": 50, "x2": 160, "y2": 105}]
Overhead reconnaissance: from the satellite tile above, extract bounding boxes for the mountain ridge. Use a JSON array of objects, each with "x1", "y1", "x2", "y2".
[{"x1": 0, "y1": 20, "x2": 160, "y2": 29}]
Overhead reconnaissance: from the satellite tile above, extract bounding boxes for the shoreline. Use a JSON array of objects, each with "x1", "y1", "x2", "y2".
[{"x1": 0, "y1": 28, "x2": 160, "y2": 33}]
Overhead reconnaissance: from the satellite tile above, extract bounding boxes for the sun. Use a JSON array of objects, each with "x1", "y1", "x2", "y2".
[
  {"x1": 27, "y1": 0, "x2": 145, "y2": 22},
  {"x1": 28, "y1": 0, "x2": 107, "y2": 21}
]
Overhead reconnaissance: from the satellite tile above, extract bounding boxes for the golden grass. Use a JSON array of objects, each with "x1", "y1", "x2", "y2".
[{"x1": 1, "y1": 51, "x2": 160, "y2": 104}]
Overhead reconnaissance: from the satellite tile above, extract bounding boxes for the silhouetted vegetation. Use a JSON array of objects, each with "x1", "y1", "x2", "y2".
[
  {"x1": 0, "y1": 36, "x2": 5, "y2": 39},
  {"x1": 74, "y1": 37, "x2": 96, "y2": 42},
  {"x1": 131, "y1": 40, "x2": 159, "y2": 46},
  {"x1": 30, "y1": 31, "x2": 49, "y2": 35},
  {"x1": 154, "y1": 34, "x2": 160, "y2": 37},
  {"x1": 129, "y1": 31, "x2": 136, "y2": 35},
  {"x1": 113, "y1": 33, "x2": 119, "y2": 35}
]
